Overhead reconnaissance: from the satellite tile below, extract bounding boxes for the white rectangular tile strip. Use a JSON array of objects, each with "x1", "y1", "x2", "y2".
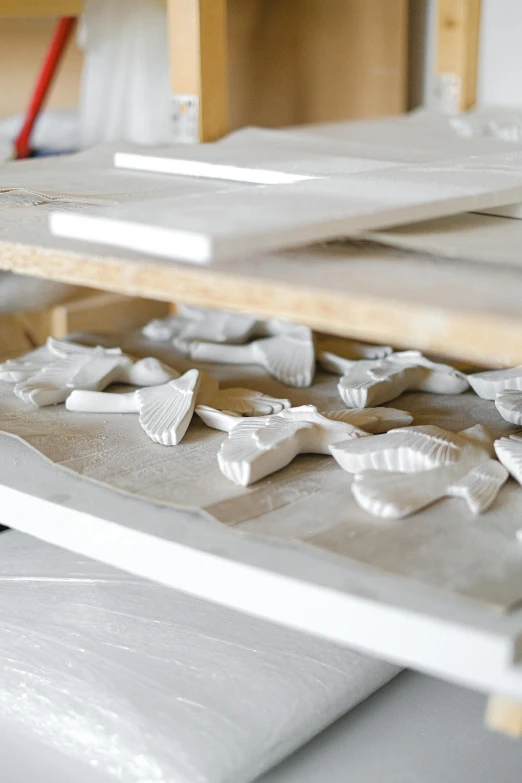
[
  {"x1": 2, "y1": 434, "x2": 522, "y2": 703},
  {"x1": 50, "y1": 144, "x2": 522, "y2": 263},
  {"x1": 0, "y1": 529, "x2": 398, "y2": 783}
]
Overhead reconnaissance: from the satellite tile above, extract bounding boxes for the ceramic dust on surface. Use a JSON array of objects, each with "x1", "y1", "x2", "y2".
[
  {"x1": 50, "y1": 141, "x2": 522, "y2": 263},
  {"x1": 319, "y1": 350, "x2": 469, "y2": 407},
  {"x1": 0, "y1": 337, "x2": 177, "y2": 407},
  {"x1": 330, "y1": 424, "x2": 508, "y2": 519},
  {"x1": 218, "y1": 405, "x2": 412, "y2": 486},
  {"x1": 0, "y1": 530, "x2": 399, "y2": 783}
]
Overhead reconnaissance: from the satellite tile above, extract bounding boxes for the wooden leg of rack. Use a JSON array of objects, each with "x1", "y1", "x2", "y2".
[
  {"x1": 436, "y1": 0, "x2": 482, "y2": 111},
  {"x1": 486, "y1": 695, "x2": 522, "y2": 738},
  {"x1": 167, "y1": 0, "x2": 228, "y2": 142}
]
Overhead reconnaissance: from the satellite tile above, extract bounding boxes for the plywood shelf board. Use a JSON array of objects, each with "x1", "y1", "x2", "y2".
[
  {"x1": 2, "y1": 235, "x2": 522, "y2": 367},
  {"x1": 2, "y1": 432, "x2": 522, "y2": 701}
]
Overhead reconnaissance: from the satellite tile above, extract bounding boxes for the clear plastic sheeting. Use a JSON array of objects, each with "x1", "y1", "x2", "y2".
[
  {"x1": 0, "y1": 531, "x2": 399, "y2": 783},
  {"x1": 78, "y1": 0, "x2": 172, "y2": 148}
]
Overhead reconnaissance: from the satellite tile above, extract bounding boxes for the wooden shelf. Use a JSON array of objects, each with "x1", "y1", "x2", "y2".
[{"x1": 1, "y1": 235, "x2": 522, "y2": 368}]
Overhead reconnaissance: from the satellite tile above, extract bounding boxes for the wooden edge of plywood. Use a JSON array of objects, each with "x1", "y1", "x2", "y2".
[
  {"x1": 437, "y1": 0, "x2": 482, "y2": 110},
  {"x1": 486, "y1": 695, "x2": 522, "y2": 737},
  {"x1": 167, "y1": 0, "x2": 228, "y2": 142},
  {"x1": 2, "y1": 241, "x2": 522, "y2": 367}
]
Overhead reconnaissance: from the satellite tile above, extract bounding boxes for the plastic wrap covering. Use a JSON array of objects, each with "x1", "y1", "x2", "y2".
[
  {"x1": 78, "y1": 0, "x2": 172, "y2": 148},
  {"x1": 0, "y1": 531, "x2": 399, "y2": 783}
]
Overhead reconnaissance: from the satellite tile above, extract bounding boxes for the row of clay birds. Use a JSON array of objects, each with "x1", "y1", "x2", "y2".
[{"x1": 1, "y1": 304, "x2": 521, "y2": 521}]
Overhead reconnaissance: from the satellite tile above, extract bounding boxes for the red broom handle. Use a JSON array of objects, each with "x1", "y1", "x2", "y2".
[{"x1": 15, "y1": 16, "x2": 77, "y2": 159}]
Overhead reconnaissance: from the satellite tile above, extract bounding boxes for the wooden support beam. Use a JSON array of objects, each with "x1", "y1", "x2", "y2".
[
  {"x1": 167, "y1": 0, "x2": 228, "y2": 142},
  {"x1": 16, "y1": 292, "x2": 170, "y2": 344},
  {"x1": 486, "y1": 695, "x2": 522, "y2": 738},
  {"x1": 437, "y1": 0, "x2": 482, "y2": 110}
]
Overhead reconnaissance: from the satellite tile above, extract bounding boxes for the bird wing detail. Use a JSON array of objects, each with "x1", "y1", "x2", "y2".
[
  {"x1": 218, "y1": 415, "x2": 309, "y2": 485},
  {"x1": 255, "y1": 329, "x2": 315, "y2": 387},
  {"x1": 495, "y1": 435, "x2": 522, "y2": 485},
  {"x1": 135, "y1": 369, "x2": 200, "y2": 445},
  {"x1": 330, "y1": 425, "x2": 462, "y2": 474},
  {"x1": 448, "y1": 460, "x2": 508, "y2": 514},
  {"x1": 14, "y1": 354, "x2": 93, "y2": 406}
]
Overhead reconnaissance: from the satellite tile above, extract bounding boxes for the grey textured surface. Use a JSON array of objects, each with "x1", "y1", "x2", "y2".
[{"x1": 263, "y1": 670, "x2": 522, "y2": 783}]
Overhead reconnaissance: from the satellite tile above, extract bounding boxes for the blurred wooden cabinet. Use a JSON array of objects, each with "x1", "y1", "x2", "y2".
[
  {"x1": 0, "y1": 0, "x2": 409, "y2": 136},
  {"x1": 228, "y1": 0, "x2": 409, "y2": 129}
]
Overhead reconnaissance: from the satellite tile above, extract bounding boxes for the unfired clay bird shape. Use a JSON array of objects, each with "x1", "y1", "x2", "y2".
[
  {"x1": 67, "y1": 370, "x2": 291, "y2": 446},
  {"x1": 143, "y1": 304, "x2": 260, "y2": 345},
  {"x1": 494, "y1": 390, "x2": 522, "y2": 425},
  {"x1": 494, "y1": 434, "x2": 522, "y2": 488},
  {"x1": 468, "y1": 366, "x2": 522, "y2": 400},
  {"x1": 180, "y1": 324, "x2": 315, "y2": 388},
  {"x1": 319, "y1": 349, "x2": 469, "y2": 407},
  {"x1": 0, "y1": 338, "x2": 176, "y2": 407},
  {"x1": 330, "y1": 424, "x2": 508, "y2": 519},
  {"x1": 217, "y1": 404, "x2": 413, "y2": 486}
]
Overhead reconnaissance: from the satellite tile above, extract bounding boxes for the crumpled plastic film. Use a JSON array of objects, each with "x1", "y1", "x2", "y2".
[{"x1": 0, "y1": 531, "x2": 399, "y2": 783}]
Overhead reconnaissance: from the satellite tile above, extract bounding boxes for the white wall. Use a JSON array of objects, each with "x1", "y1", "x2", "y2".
[{"x1": 478, "y1": 0, "x2": 522, "y2": 107}]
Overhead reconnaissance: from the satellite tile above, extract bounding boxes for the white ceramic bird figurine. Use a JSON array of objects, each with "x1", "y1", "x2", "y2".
[
  {"x1": 468, "y1": 366, "x2": 522, "y2": 400},
  {"x1": 494, "y1": 434, "x2": 522, "y2": 487},
  {"x1": 319, "y1": 349, "x2": 469, "y2": 407},
  {"x1": 67, "y1": 368, "x2": 202, "y2": 445},
  {"x1": 494, "y1": 389, "x2": 522, "y2": 425},
  {"x1": 330, "y1": 424, "x2": 508, "y2": 519},
  {"x1": 66, "y1": 369, "x2": 292, "y2": 445},
  {"x1": 180, "y1": 325, "x2": 315, "y2": 388},
  {"x1": 0, "y1": 338, "x2": 177, "y2": 407},
  {"x1": 217, "y1": 404, "x2": 413, "y2": 486},
  {"x1": 143, "y1": 304, "x2": 260, "y2": 345}
]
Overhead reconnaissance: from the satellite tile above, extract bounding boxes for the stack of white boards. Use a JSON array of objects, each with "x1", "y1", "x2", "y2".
[{"x1": 47, "y1": 113, "x2": 522, "y2": 264}]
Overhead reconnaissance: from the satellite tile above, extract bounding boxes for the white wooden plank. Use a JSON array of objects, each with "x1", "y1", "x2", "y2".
[
  {"x1": 1, "y1": 433, "x2": 522, "y2": 702},
  {"x1": 369, "y1": 212, "x2": 522, "y2": 268},
  {"x1": 50, "y1": 145, "x2": 522, "y2": 263}
]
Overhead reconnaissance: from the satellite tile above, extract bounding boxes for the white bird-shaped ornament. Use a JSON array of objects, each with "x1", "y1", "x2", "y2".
[
  {"x1": 179, "y1": 324, "x2": 315, "y2": 388},
  {"x1": 319, "y1": 349, "x2": 469, "y2": 407},
  {"x1": 330, "y1": 424, "x2": 508, "y2": 519},
  {"x1": 217, "y1": 404, "x2": 413, "y2": 486},
  {"x1": 0, "y1": 338, "x2": 177, "y2": 407},
  {"x1": 468, "y1": 366, "x2": 522, "y2": 400},
  {"x1": 494, "y1": 389, "x2": 522, "y2": 425},
  {"x1": 494, "y1": 434, "x2": 522, "y2": 487},
  {"x1": 143, "y1": 304, "x2": 260, "y2": 345},
  {"x1": 66, "y1": 370, "x2": 291, "y2": 445}
]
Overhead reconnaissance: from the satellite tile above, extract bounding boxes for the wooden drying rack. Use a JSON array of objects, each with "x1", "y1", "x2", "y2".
[{"x1": 3, "y1": 0, "x2": 521, "y2": 737}]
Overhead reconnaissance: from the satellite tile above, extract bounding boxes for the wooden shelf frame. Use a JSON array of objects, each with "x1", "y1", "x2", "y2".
[{"x1": 2, "y1": 237, "x2": 522, "y2": 368}]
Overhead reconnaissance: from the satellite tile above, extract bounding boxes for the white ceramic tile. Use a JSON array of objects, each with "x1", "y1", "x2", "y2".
[{"x1": 51, "y1": 144, "x2": 522, "y2": 263}]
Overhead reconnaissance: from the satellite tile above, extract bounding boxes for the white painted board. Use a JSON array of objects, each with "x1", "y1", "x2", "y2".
[
  {"x1": 50, "y1": 140, "x2": 522, "y2": 263},
  {"x1": 369, "y1": 212, "x2": 522, "y2": 268},
  {"x1": 1, "y1": 434, "x2": 522, "y2": 702}
]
